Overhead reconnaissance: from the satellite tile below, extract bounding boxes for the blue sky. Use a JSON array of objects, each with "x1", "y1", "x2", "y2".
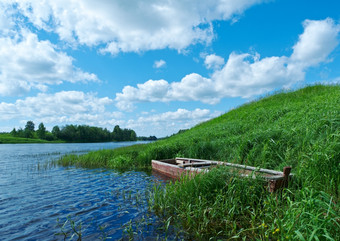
[{"x1": 0, "y1": 0, "x2": 339, "y2": 137}]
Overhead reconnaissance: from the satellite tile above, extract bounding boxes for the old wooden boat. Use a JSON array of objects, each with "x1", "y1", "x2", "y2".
[{"x1": 152, "y1": 157, "x2": 293, "y2": 192}]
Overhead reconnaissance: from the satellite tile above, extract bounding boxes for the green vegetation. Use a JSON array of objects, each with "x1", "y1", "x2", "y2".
[
  {"x1": 54, "y1": 124, "x2": 137, "y2": 142},
  {"x1": 4, "y1": 123, "x2": 140, "y2": 144},
  {"x1": 0, "y1": 133, "x2": 61, "y2": 144},
  {"x1": 150, "y1": 167, "x2": 339, "y2": 240},
  {"x1": 58, "y1": 85, "x2": 340, "y2": 239},
  {"x1": 58, "y1": 143, "x2": 152, "y2": 170}
]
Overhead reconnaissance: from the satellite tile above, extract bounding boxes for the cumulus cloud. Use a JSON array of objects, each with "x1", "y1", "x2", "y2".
[
  {"x1": 170, "y1": 74, "x2": 219, "y2": 104},
  {"x1": 3, "y1": 0, "x2": 265, "y2": 54},
  {"x1": 212, "y1": 53, "x2": 292, "y2": 98},
  {"x1": 0, "y1": 30, "x2": 98, "y2": 96},
  {"x1": 204, "y1": 54, "x2": 225, "y2": 70},
  {"x1": 290, "y1": 18, "x2": 340, "y2": 67},
  {"x1": 115, "y1": 18, "x2": 340, "y2": 111},
  {"x1": 126, "y1": 108, "x2": 221, "y2": 136},
  {"x1": 115, "y1": 79, "x2": 170, "y2": 111},
  {"x1": 115, "y1": 74, "x2": 220, "y2": 111},
  {"x1": 0, "y1": 91, "x2": 119, "y2": 126},
  {"x1": 154, "y1": 59, "x2": 166, "y2": 68}
]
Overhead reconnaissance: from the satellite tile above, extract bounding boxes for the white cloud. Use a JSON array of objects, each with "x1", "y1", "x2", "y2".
[
  {"x1": 0, "y1": 91, "x2": 121, "y2": 127},
  {"x1": 3, "y1": 0, "x2": 266, "y2": 54},
  {"x1": 115, "y1": 79, "x2": 170, "y2": 111},
  {"x1": 0, "y1": 3, "x2": 15, "y2": 36},
  {"x1": 212, "y1": 53, "x2": 292, "y2": 98},
  {"x1": 0, "y1": 30, "x2": 98, "y2": 96},
  {"x1": 115, "y1": 74, "x2": 220, "y2": 111},
  {"x1": 115, "y1": 18, "x2": 340, "y2": 110},
  {"x1": 126, "y1": 108, "x2": 221, "y2": 136},
  {"x1": 204, "y1": 54, "x2": 225, "y2": 70},
  {"x1": 154, "y1": 59, "x2": 166, "y2": 68},
  {"x1": 290, "y1": 18, "x2": 339, "y2": 67},
  {"x1": 170, "y1": 74, "x2": 219, "y2": 104}
]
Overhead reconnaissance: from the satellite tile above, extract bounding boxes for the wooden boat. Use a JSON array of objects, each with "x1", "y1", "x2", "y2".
[{"x1": 152, "y1": 157, "x2": 293, "y2": 192}]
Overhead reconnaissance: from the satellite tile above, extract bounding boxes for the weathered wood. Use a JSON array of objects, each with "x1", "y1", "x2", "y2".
[
  {"x1": 283, "y1": 166, "x2": 292, "y2": 178},
  {"x1": 151, "y1": 160, "x2": 205, "y2": 179},
  {"x1": 176, "y1": 160, "x2": 185, "y2": 165},
  {"x1": 215, "y1": 162, "x2": 284, "y2": 176},
  {"x1": 179, "y1": 162, "x2": 217, "y2": 168},
  {"x1": 176, "y1": 157, "x2": 287, "y2": 176},
  {"x1": 152, "y1": 158, "x2": 293, "y2": 192},
  {"x1": 268, "y1": 166, "x2": 292, "y2": 192}
]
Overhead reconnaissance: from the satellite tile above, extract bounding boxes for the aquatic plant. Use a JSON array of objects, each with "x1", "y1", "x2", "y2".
[{"x1": 56, "y1": 215, "x2": 83, "y2": 240}]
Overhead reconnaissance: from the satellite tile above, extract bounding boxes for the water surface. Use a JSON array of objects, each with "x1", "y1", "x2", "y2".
[{"x1": 0, "y1": 142, "x2": 172, "y2": 240}]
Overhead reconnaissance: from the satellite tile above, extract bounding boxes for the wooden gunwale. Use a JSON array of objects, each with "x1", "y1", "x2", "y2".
[
  {"x1": 152, "y1": 157, "x2": 293, "y2": 192},
  {"x1": 176, "y1": 157, "x2": 285, "y2": 175}
]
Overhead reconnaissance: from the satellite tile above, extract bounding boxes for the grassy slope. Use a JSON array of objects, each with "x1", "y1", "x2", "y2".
[{"x1": 59, "y1": 85, "x2": 340, "y2": 239}]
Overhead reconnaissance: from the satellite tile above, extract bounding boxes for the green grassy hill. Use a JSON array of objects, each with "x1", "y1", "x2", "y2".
[{"x1": 59, "y1": 85, "x2": 340, "y2": 239}]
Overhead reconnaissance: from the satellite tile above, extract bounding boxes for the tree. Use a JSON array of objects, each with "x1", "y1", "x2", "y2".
[
  {"x1": 112, "y1": 125, "x2": 123, "y2": 141},
  {"x1": 59, "y1": 125, "x2": 77, "y2": 142},
  {"x1": 24, "y1": 121, "x2": 35, "y2": 138},
  {"x1": 16, "y1": 128, "x2": 24, "y2": 137},
  {"x1": 44, "y1": 132, "x2": 55, "y2": 141},
  {"x1": 10, "y1": 128, "x2": 17, "y2": 136},
  {"x1": 52, "y1": 126, "x2": 61, "y2": 138},
  {"x1": 25, "y1": 121, "x2": 35, "y2": 132},
  {"x1": 37, "y1": 123, "x2": 46, "y2": 139},
  {"x1": 130, "y1": 130, "x2": 137, "y2": 141}
]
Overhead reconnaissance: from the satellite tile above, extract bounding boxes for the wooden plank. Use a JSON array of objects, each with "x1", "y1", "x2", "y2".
[
  {"x1": 215, "y1": 162, "x2": 284, "y2": 175},
  {"x1": 176, "y1": 160, "x2": 185, "y2": 165},
  {"x1": 176, "y1": 157, "x2": 216, "y2": 163},
  {"x1": 152, "y1": 160, "x2": 204, "y2": 179},
  {"x1": 179, "y1": 162, "x2": 217, "y2": 168},
  {"x1": 176, "y1": 157, "x2": 288, "y2": 176}
]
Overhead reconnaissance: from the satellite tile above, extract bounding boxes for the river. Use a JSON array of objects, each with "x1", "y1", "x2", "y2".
[{"x1": 0, "y1": 142, "x2": 174, "y2": 240}]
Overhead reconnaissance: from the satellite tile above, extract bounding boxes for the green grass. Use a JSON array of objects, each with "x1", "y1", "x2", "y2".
[
  {"x1": 57, "y1": 143, "x2": 152, "y2": 170},
  {"x1": 150, "y1": 167, "x2": 339, "y2": 240},
  {"x1": 58, "y1": 84, "x2": 340, "y2": 239},
  {"x1": 0, "y1": 133, "x2": 63, "y2": 144}
]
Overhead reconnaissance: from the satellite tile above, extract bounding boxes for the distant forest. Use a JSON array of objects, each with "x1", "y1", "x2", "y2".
[{"x1": 10, "y1": 121, "x2": 157, "y2": 142}]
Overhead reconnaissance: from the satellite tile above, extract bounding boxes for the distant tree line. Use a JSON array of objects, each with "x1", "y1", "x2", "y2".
[
  {"x1": 10, "y1": 121, "x2": 142, "y2": 142},
  {"x1": 137, "y1": 136, "x2": 158, "y2": 141},
  {"x1": 11, "y1": 121, "x2": 56, "y2": 140}
]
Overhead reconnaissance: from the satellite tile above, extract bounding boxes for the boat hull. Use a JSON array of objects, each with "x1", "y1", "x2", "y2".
[
  {"x1": 152, "y1": 158, "x2": 292, "y2": 192},
  {"x1": 151, "y1": 159, "x2": 205, "y2": 179}
]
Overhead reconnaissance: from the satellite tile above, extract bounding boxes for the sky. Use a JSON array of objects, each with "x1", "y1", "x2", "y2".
[{"x1": 0, "y1": 0, "x2": 340, "y2": 137}]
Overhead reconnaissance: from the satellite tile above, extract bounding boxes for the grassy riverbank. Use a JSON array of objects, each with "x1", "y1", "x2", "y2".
[
  {"x1": 0, "y1": 133, "x2": 63, "y2": 144},
  {"x1": 58, "y1": 85, "x2": 340, "y2": 239}
]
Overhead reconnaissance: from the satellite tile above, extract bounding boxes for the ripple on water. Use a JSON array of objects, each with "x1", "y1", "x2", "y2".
[{"x1": 0, "y1": 143, "x2": 176, "y2": 241}]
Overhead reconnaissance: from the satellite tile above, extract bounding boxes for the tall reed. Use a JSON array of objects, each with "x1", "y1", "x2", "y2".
[{"x1": 150, "y1": 167, "x2": 339, "y2": 240}]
